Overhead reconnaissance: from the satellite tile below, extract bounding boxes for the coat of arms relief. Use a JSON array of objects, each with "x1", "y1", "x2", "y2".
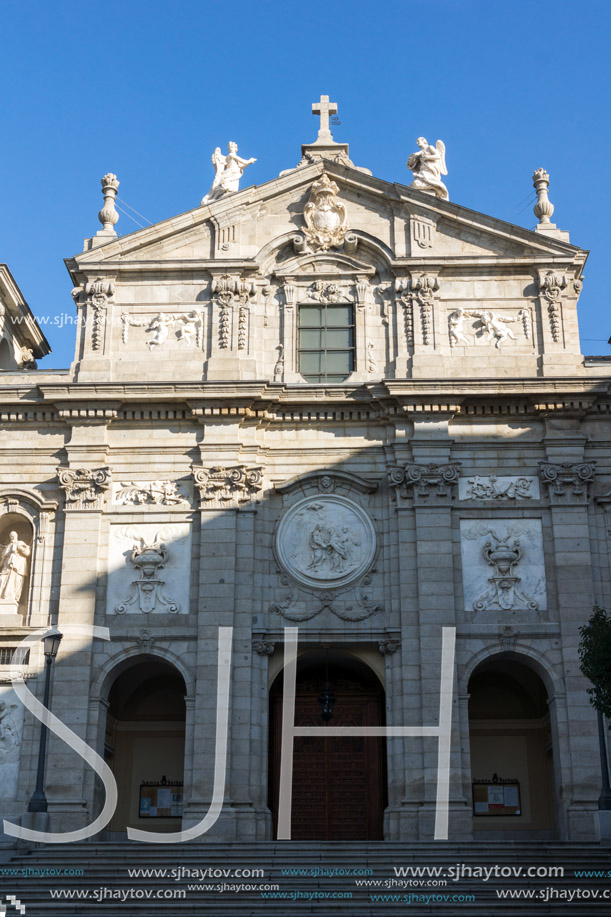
[{"x1": 303, "y1": 173, "x2": 347, "y2": 251}]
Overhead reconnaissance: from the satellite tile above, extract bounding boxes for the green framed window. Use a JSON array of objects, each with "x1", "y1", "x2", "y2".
[{"x1": 298, "y1": 304, "x2": 355, "y2": 383}]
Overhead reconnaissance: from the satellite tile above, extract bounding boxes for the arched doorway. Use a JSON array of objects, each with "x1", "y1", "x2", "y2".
[
  {"x1": 468, "y1": 656, "x2": 556, "y2": 838},
  {"x1": 269, "y1": 652, "x2": 387, "y2": 840},
  {"x1": 104, "y1": 658, "x2": 186, "y2": 835}
]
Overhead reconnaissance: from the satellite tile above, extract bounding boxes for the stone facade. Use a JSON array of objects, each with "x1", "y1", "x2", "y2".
[{"x1": 0, "y1": 107, "x2": 610, "y2": 844}]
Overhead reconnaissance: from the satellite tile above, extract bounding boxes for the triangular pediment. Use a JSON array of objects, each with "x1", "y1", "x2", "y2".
[{"x1": 67, "y1": 160, "x2": 584, "y2": 279}]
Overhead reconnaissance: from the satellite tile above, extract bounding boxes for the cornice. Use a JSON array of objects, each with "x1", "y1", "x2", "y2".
[{"x1": 0, "y1": 378, "x2": 608, "y2": 426}]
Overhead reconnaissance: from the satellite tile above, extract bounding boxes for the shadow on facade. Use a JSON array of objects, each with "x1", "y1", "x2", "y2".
[{"x1": 0, "y1": 445, "x2": 601, "y2": 846}]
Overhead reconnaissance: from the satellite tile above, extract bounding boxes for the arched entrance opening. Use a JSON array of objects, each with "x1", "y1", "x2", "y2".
[
  {"x1": 468, "y1": 656, "x2": 556, "y2": 838},
  {"x1": 104, "y1": 658, "x2": 186, "y2": 835},
  {"x1": 269, "y1": 651, "x2": 387, "y2": 840}
]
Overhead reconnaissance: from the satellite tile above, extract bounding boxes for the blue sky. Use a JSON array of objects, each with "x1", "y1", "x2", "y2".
[{"x1": 1, "y1": 0, "x2": 609, "y2": 367}]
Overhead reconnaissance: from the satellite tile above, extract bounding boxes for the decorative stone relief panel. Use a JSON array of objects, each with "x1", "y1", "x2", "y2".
[
  {"x1": 460, "y1": 519, "x2": 547, "y2": 613},
  {"x1": 458, "y1": 475, "x2": 540, "y2": 501},
  {"x1": 106, "y1": 523, "x2": 191, "y2": 615},
  {"x1": 113, "y1": 481, "x2": 191, "y2": 507},
  {"x1": 0, "y1": 686, "x2": 24, "y2": 799},
  {"x1": 270, "y1": 474, "x2": 382, "y2": 622},
  {"x1": 120, "y1": 311, "x2": 203, "y2": 350},
  {"x1": 447, "y1": 307, "x2": 531, "y2": 348}
]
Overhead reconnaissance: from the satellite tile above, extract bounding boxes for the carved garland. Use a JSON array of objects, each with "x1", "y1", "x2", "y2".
[
  {"x1": 211, "y1": 275, "x2": 256, "y2": 350},
  {"x1": 72, "y1": 278, "x2": 115, "y2": 351}
]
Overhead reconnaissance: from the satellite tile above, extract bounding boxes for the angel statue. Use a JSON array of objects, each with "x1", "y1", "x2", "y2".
[
  {"x1": 201, "y1": 141, "x2": 257, "y2": 205},
  {"x1": 407, "y1": 137, "x2": 449, "y2": 201}
]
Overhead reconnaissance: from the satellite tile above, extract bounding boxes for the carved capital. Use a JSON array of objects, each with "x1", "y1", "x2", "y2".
[
  {"x1": 57, "y1": 466, "x2": 111, "y2": 511},
  {"x1": 388, "y1": 461, "x2": 460, "y2": 505},
  {"x1": 539, "y1": 461, "x2": 595, "y2": 504},
  {"x1": 192, "y1": 464, "x2": 263, "y2": 508}
]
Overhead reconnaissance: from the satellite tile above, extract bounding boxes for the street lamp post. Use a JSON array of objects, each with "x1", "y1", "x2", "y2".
[{"x1": 27, "y1": 627, "x2": 63, "y2": 814}]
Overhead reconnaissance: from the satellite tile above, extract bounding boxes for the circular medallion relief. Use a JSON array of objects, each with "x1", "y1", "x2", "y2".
[{"x1": 275, "y1": 494, "x2": 376, "y2": 590}]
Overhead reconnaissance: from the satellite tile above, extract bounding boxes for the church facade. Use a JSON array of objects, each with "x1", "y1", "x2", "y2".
[{"x1": 1, "y1": 100, "x2": 610, "y2": 845}]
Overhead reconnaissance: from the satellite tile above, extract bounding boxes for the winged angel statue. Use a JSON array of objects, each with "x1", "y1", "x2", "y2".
[{"x1": 407, "y1": 137, "x2": 449, "y2": 200}]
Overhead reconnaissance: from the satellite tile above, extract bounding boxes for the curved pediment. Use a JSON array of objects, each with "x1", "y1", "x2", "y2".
[{"x1": 271, "y1": 249, "x2": 379, "y2": 280}]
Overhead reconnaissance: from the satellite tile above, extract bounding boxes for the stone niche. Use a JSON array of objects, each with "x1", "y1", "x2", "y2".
[
  {"x1": 460, "y1": 518, "x2": 547, "y2": 613},
  {"x1": 0, "y1": 513, "x2": 33, "y2": 625},
  {"x1": 106, "y1": 523, "x2": 191, "y2": 616},
  {"x1": 0, "y1": 686, "x2": 24, "y2": 800}
]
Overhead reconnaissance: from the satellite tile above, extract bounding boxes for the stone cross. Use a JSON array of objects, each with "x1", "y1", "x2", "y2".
[{"x1": 312, "y1": 95, "x2": 337, "y2": 141}]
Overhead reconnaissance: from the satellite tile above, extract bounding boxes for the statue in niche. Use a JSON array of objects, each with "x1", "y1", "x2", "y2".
[
  {"x1": 407, "y1": 137, "x2": 449, "y2": 200},
  {"x1": 0, "y1": 531, "x2": 31, "y2": 605},
  {"x1": 201, "y1": 142, "x2": 257, "y2": 205}
]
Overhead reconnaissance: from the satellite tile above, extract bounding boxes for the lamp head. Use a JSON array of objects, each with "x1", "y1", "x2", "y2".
[{"x1": 43, "y1": 627, "x2": 63, "y2": 660}]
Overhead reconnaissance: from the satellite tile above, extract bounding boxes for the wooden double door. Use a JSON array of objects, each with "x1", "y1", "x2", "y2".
[{"x1": 269, "y1": 659, "x2": 386, "y2": 840}]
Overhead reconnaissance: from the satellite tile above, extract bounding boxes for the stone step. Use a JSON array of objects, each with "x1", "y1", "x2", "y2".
[{"x1": 2, "y1": 842, "x2": 610, "y2": 916}]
